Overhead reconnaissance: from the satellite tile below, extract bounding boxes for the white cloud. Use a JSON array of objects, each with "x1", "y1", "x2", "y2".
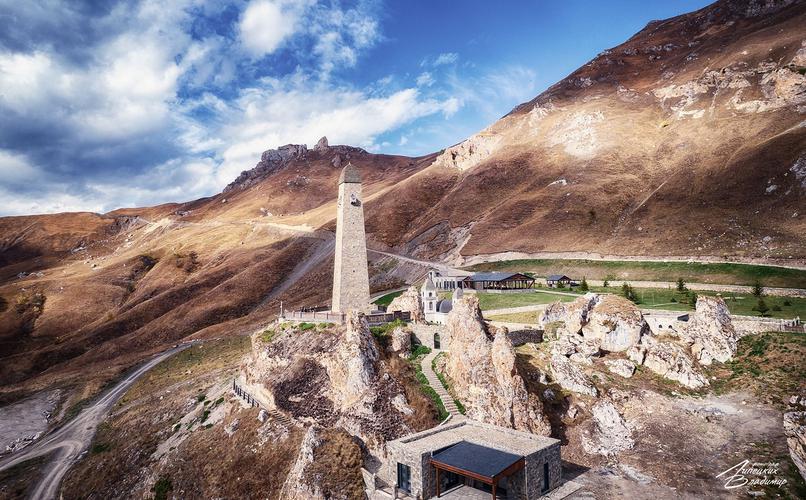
[
  {"x1": 434, "y1": 52, "x2": 459, "y2": 66},
  {"x1": 416, "y1": 71, "x2": 434, "y2": 87},
  {"x1": 239, "y1": 0, "x2": 300, "y2": 57},
  {"x1": 199, "y1": 76, "x2": 460, "y2": 184}
]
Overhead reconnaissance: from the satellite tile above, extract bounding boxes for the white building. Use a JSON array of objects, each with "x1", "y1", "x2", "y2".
[{"x1": 421, "y1": 277, "x2": 463, "y2": 325}]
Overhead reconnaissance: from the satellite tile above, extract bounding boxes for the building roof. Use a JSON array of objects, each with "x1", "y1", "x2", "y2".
[
  {"x1": 431, "y1": 441, "x2": 522, "y2": 480},
  {"x1": 338, "y1": 163, "x2": 361, "y2": 184},
  {"x1": 388, "y1": 419, "x2": 558, "y2": 457},
  {"x1": 546, "y1": 274, "x2": 571, "y2": 281},
  {"x1": 436, "y1": 299, "x2": 452, "y2": 314},
  {"x1": 466, "y1": 272, "x2": 533, "y2": 282},
  {"x1": 421, "y1": 276, "x2": 437, "y2": 292}
]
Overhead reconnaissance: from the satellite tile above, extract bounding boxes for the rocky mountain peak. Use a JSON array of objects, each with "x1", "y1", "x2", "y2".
[{"x1": 314, "y1": 136, "x2": 329, "y2": 151}]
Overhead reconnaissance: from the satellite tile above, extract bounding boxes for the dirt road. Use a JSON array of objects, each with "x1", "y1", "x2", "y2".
[{"x1": 0, "y1": 343, "x2": 193, "y2": 500}]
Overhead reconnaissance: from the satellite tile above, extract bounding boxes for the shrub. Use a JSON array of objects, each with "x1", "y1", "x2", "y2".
[
  {"x1": 201, "y1": 409, "x2": 211, "y2": 423},
  {"x1": 621, "y1": 283, "x2": 639, "y2": 303},
  {"x1": 298, "y1": 322, "x2": 316, "y2": 331},
  {"x1": 90, "y1": 442, "x2": 111, "y2": 454},
  {"x1": 783, "y1": 300, "x2": 792, "y2": 307},
  {"x1": 196, "y1": 394, "x2": 206, "y2": 403},
  {"x1": 579, "y1": 277, "x2": 589, "y2": 292},
  {"x1": 676, "y1": 278, "x2": 687, "y2": 293},
  {"x1": 260, "y1": 328, "x2": 275, "y2": 342},
  {"x1": 409, "y1": 345, "x2": 432, "y2": 361},
  {"x1": 152, "y1": 477, "x2": 173, "y2": 500},
  {"x1": 752, "y1": 280, "x2": 764, "y2": 298},
  {"x1": 670, "y1": 297, "x2": 677, "y2": 303},
  {"x1": 772, "y1": 305, "x2": 782, "y2": 312}
]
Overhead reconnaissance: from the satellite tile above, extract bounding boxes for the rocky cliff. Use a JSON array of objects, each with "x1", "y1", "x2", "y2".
[{"x1": 443, "y1": 295, "x2": 550, "y2": 434}]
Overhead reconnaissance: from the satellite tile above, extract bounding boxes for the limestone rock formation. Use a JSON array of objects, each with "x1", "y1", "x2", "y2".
[
  {"x1": 225, "y1": 144, "x2": 308, "y2": 192},
  {"x1": 605, "y1": 359, "x2": 636, "y2": 378},
  {"x1": 314, "y1": 136, "x2": 329, "y2": 151},
  {"x1": 783, "y1": 411, "x2": 806, "y2": 480},
  {"x1": 549, "y1": 354, "x2": 598, "y2": 396},
  {"x1": 280, "y1": 426, "x2": 323, "y2": 500},
  {"x1": 643, "y1": 341, "x2": 709, "y2": 389},
  {"x1": 242, "y1": 315, "x2": 414, "y2": 448},
  {"x1": 583, "y1": 399, "x2": 634, "y2": 456},
  {"x1": 541, "y1": 293, "x2": 647, "y2": 353},
  {"x1": 681, "y1": 296, "x2": 738, "y2": 365},
  {"x1": 432, "y1": 130, "x2": 501, "y2": 171},
  {"x1": 386, "y1": 286, "x2": 423, "y2": 323},
  {"x1": 443, "y1": 295, "x2": 550, "y2": 434},
  {"x1": 581, "y1": 295, "x2": 648, "y2": 352},
  {"x1": 390, "y1": 326, "x2": 411, "y2": 356}
]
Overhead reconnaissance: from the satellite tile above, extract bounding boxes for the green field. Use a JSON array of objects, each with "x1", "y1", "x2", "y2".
[
  {"x1": 474, "y1": 291, "x2": 577, "y2": 311},
  {"x1": 465, "y1": 259, "x2": 806, "y2": 288},
  {"x1": 372, "y1": 290, "x2": 404, "y2": 306}
]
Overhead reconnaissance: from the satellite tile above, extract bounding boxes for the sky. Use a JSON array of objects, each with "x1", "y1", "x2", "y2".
[{"x1": 0, "y1": 0, "x2": 713, "y2": 216}]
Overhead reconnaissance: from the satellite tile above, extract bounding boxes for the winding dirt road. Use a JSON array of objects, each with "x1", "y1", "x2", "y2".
[{"x1": 0, "y1": 343, "x2": 193, "y2": 500}]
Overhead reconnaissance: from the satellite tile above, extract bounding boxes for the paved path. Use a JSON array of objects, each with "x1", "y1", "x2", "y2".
[
  {"x1": 420, "y1": 350, "x2": 462, "y2": 418},
  {"x1": 0, "y1": 343, "x2": 193, "y2": 500}
]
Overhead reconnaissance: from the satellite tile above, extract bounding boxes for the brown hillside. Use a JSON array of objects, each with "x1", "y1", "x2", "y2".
[{"x1": 1, "y1": 0, "x2": 804, "y2": 402}]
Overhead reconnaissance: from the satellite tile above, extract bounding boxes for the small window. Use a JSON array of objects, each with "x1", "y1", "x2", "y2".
[{"x1": 542, "y1": 462, "x2": 550, "y2": 492}]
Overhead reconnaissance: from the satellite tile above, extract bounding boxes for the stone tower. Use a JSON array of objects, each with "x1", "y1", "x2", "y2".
[{"x1": 332, "y1": 163, "x2": 371, "y2": 313}]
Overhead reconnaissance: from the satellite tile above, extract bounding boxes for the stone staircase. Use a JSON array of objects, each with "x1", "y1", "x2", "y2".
[{"x1": 421, "y1": 349, "x2": 463, "y2": 418}]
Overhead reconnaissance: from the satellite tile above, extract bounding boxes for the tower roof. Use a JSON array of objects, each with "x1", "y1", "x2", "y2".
[
  {"x1": 339, "y1": 162, "x2": 361, "y2": 184},
  {"x1": 421, "y1": 276, "x2": 437, "y2": 292}
]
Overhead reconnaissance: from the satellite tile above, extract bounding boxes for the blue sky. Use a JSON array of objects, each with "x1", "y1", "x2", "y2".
[{"x1": 0, "y1": 0, "x2": 712, "y2": 215}]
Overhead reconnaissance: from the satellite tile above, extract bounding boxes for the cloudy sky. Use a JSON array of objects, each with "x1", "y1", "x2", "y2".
[{"x1": 0, "y1": 0, "x2": 710, "y2": 216}]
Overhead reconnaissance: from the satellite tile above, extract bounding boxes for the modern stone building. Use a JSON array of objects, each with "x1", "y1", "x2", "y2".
[
  {"x1": 378, "y1": 419, "x2": 561, "y2": 499},
  {"x1": 332, "y1": 163, "x2": 371, "y2": 313}
]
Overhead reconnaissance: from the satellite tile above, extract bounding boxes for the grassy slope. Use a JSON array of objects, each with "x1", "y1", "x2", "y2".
[{"x1": 465, "y1": 259, "x2": 806, "y2": 288}]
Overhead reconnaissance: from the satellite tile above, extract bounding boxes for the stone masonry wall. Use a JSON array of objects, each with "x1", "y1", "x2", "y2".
[{"x1": 332, "y1": 179, "x2": 371, "y2": 313}]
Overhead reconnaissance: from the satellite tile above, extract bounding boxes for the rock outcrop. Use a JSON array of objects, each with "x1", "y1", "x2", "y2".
[
  {"x1": 784, "y1": 395, "x2": 806, "y2": 481},
  {"x1": 242, "y1": 314, "x2": 414, "y2": 448},
  {"x1": 605, "y1": 359, "x2": 636, "y2": 378},
  {"x1": 581, "y1": 295, "x2": 648, "y2": 352},
  {"x1": 225, "y1": 144, "x2": 308, "y2": 192},
  {"x1": 314, "y1": 136, "x2": 329, "y2": 151},
  {"x1": 681, "y1": 296, "x2": 738, "y2": 365},
  {"x1": 642, "y1": 341, "x2": 709, "y2": 389},
  {"x1": 443, "y1": 295, "x2": 550, "y2": 434},
  {"x1": 386, "y1": 286, "x2": 423, "y2": 323},
  {"x1": 550, "y1": 354, "x2": 598, "y2": 396},
  {"x1": 390, "y1": 326, "x2": 411, "y2": 356},
  {"x1": 583, "y1": 399, "x2": 634, "y2": 456},
  {"x1": 784, "y1": 411, "x2": 806, "y2": 481},
  {"x1": 540, "y1": 293, "x2": 648, "y2": 353}
]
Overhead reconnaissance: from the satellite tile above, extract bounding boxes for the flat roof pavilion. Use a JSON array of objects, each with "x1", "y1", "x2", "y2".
[{"x1": 431, "y1": 441, "x2": 525, "y2": 499}]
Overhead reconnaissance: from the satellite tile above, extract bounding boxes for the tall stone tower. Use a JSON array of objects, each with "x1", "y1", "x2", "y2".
[{"x1": 332, "y1": 163, "x2": 371, "y2": 313}]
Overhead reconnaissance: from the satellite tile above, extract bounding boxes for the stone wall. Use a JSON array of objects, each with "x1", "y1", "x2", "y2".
[
  {"x1": 411, "y1": 324, "x2": 443, "y2": 349},
  {"x1": 332, "y1": 176, "x2": 371, "y2": 313}
]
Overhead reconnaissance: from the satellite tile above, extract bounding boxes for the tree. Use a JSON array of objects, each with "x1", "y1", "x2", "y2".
[
  {"x1": 676, "y1": 277, "x2": 687, "y2": 293},
  {"x1": 603, "y1": 274, "x2": 615, "y2": 288},
  {"x1": 580, "y1": 277, "x2": 589, "y2": 292},
  {"x1": 602, "y1": 277, "x2": 609, "y2": 288},
  {"x1": 752, "y1": 280, "x2": 764, "y2": 298},
  {"x1": 752, "y1": 298, "x2": 770, "y2": 317},
  {"x1": 622, "y1": 283, "x2": 639, "y2": 304},
  {"x1": 688, "y1": 292, "x2": 698, "y2": 308}
]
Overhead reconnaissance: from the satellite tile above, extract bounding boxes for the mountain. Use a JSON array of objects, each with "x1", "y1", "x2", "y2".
[{"x1": 1, "y1": 0, "x2": 805, "y2": 400}]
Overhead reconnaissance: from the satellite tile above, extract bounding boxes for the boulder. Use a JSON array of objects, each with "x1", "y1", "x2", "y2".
[
  {"x1": 783, "y1": 411, "x2": 806, "y2": 481},
  {"x1": 386, "y1": 286, "x2": 423, "y2": 323},
  {"x1": 627, "y1": 345, "x2": 647, "y2": 365},
  {"x1": 605, "y1": 359, "x2": 636, "y2": 378},
  {"x1": 643, "y1": 342, "x2": 709, "y2": 389},
  {"x1": 444, "y1": 295, "x2": 550, "y2": 434},
  {"x1": 550, "y1": 354, "x2": 598, "y2": 396},
  {"x1": 583, "y1": 399, "x2": 634, "y2": 456},
  {"x1": 681, "y1": 296, "x2": 738, "y2": 365},
  {"x1": 582, "y1": 295, "x2": 648, "y2": 352},
  {"x1": 540, "y1": 293, "x2": 600, "y2": 333},
  {"x1": 390, "y1": 327, "x2": 411, "y2": 356}
]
